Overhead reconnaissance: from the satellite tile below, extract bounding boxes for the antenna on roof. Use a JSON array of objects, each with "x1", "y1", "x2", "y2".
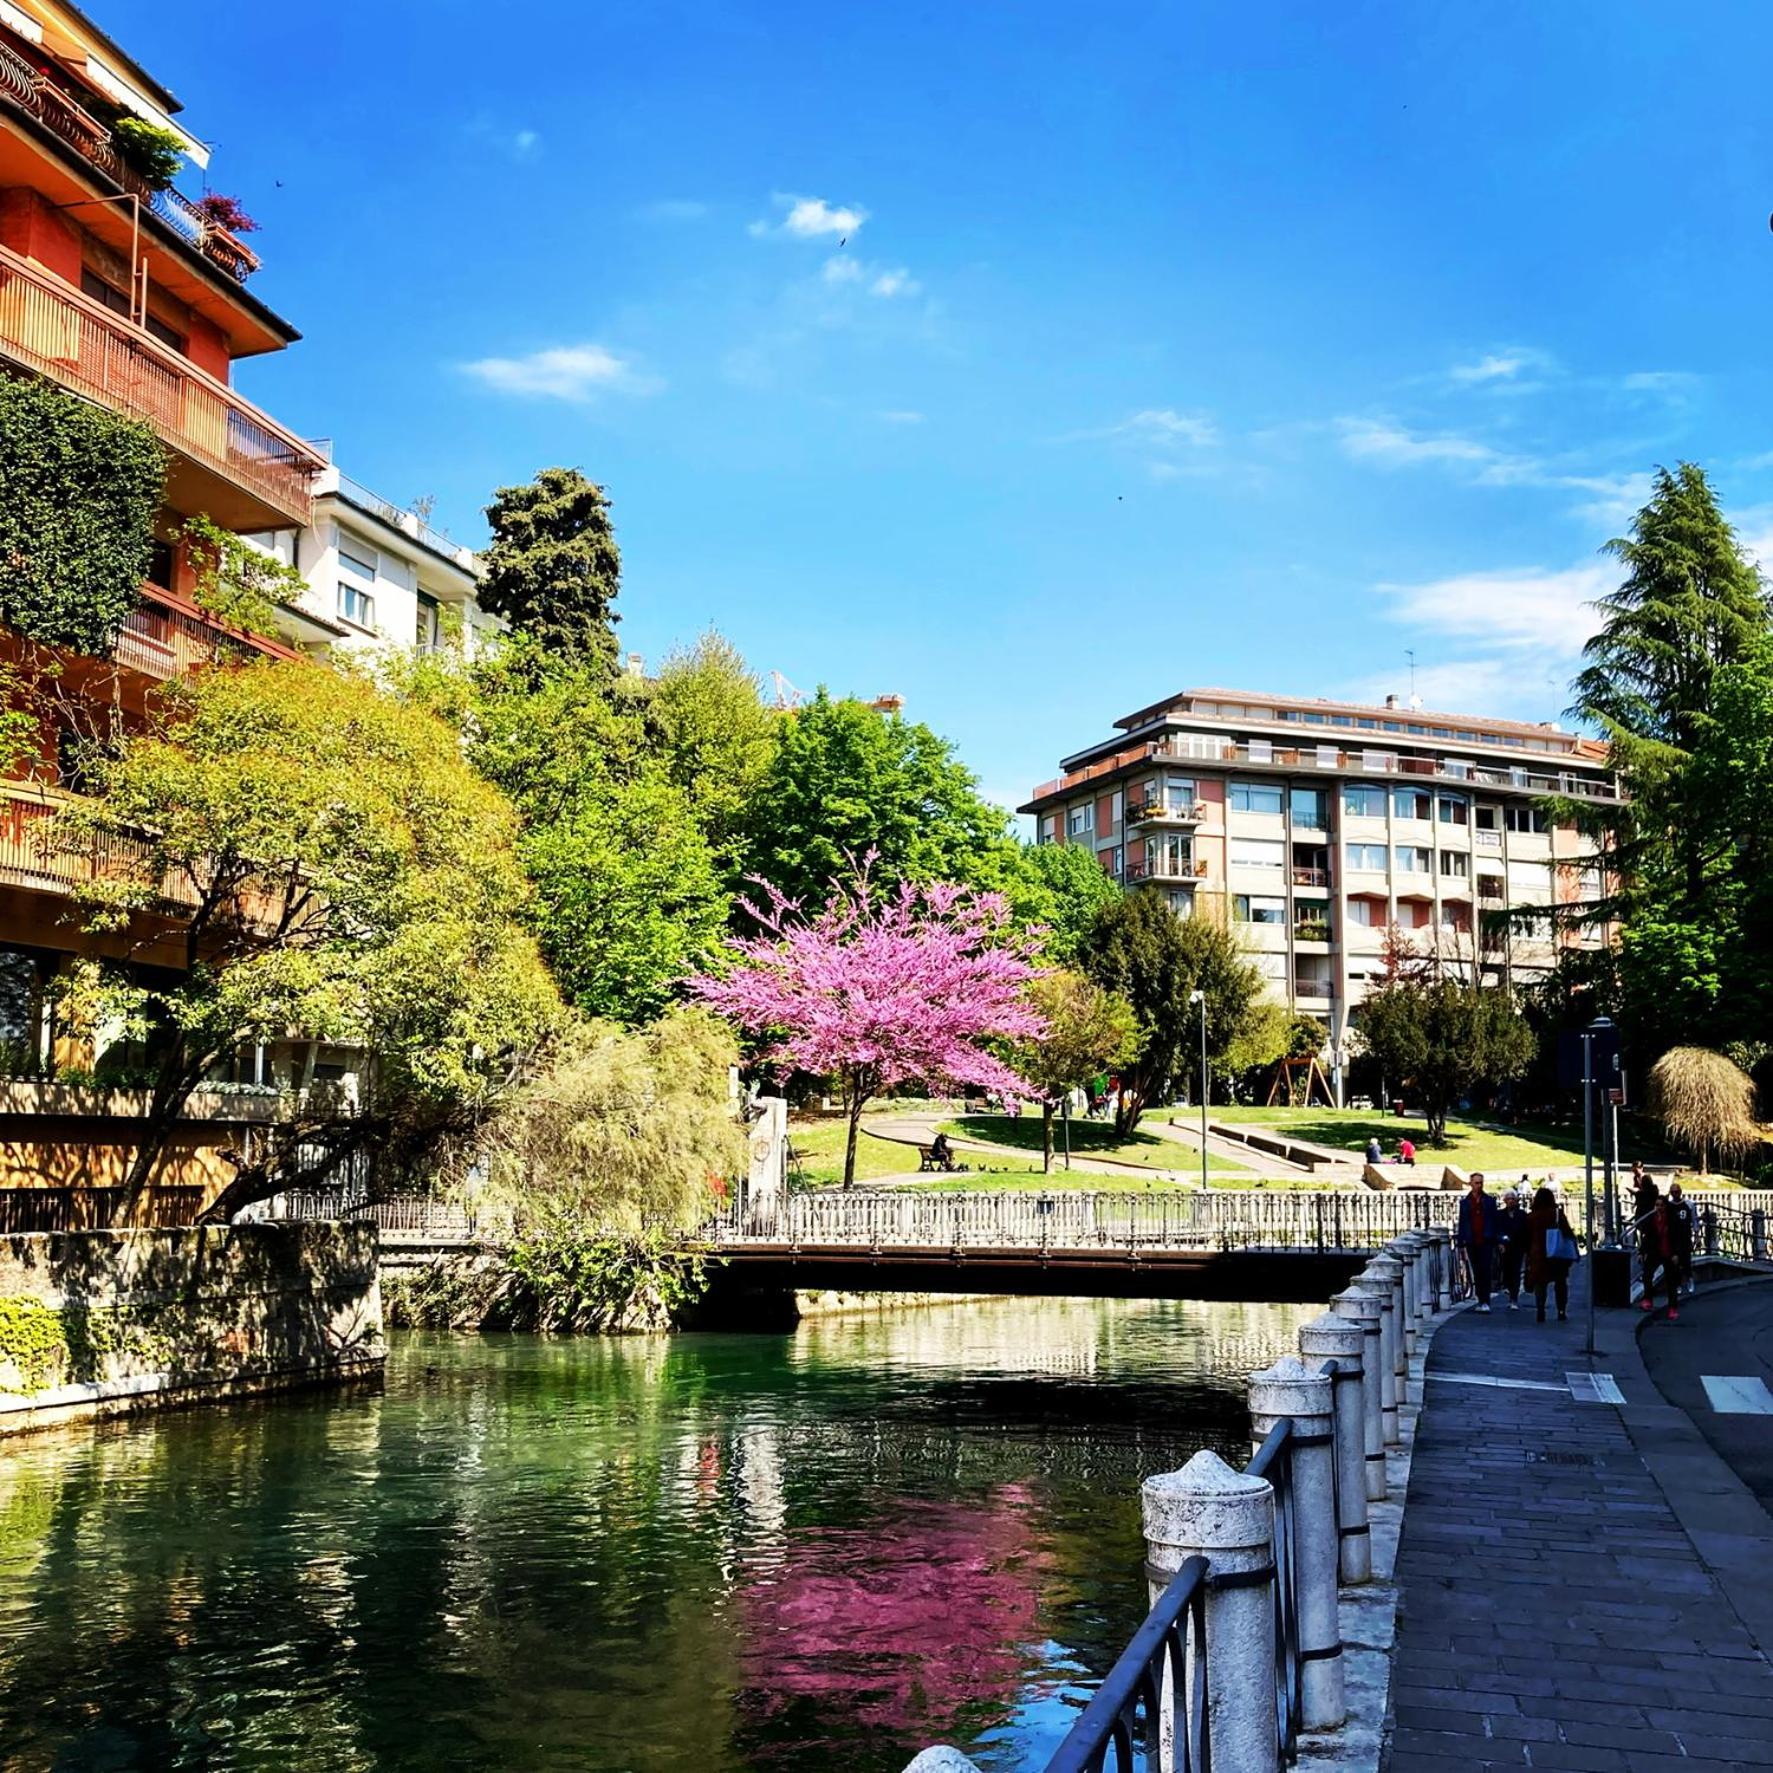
[{"x1": 1406, "y1": 648, "x2": 1417, "y2": 702}]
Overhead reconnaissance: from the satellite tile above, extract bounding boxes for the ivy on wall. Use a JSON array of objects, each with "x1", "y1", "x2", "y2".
[{"x1": 0, "y1": 375, "x2": 165, "y2": 657}]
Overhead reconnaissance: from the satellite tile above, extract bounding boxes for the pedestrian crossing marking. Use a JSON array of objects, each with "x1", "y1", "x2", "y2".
[
  {"x1": 1701, "y1": 1375, "x2": 1773, "y2": 1415},
  {"x1": 1564, "y1": 1372, "x2": 1625, "y2": 1404}
]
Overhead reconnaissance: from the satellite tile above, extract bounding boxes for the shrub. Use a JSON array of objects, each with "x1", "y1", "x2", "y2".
[
  {"x1": 0, "y1": 377, "x2": 163, "y2": 655},
  {"x1": 111, "y1": 118, "x2": 186, "y2": 188}
]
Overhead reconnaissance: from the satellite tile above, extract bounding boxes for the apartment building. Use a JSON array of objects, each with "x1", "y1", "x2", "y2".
[
  {"x1": 1021, "y1": 686, "x2": 1615, "y2": 1088},
  {"x1": 0, "y1": 1, "x2": 335, "y2": 1210}
]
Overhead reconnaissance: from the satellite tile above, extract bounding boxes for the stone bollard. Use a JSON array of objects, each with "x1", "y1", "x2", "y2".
[
  {"x1": 1361, "y1": 1255, "x2": 1406, "y2": 1441},
  {"x1": 1249, "y1": 1356, "x2": 1344, "y2": 1730},
  {"x1": 1429, "y1": 1226, "x2": 1454, "y2": 1308},
  {"x1": 1388, "y1": 1236, "x2": 1423, "y2": 1355},
  {"x1": 1299, "y1": 1312, "x2": 1371, "y2": 1583},
  {"x1": 1754, "y1": 1209, "x2": 1768, "y2": 1264},
  {"x1": 1144, "y1": 1450, "x2": 1280, "y2": 1773},
  {"x1": 1405, "y1": 1228, "x2": 1438, "y2": 1318},
  {"x1": 901, "y1": 1752, "x2": 984, "y2": 1773},
  {"x1": 1332, "y1": 1286, "x2": 1388, "y2": 1501}
]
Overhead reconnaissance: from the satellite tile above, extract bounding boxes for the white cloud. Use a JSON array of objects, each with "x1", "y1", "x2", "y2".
[
  {"x1": 1338, "y1": 417, "x2": 1495, "y2": 468},
  {"x1": 880, "y1": 409, "x2": 925, "y2": 424},
  {"x1": 1451, "y1": 351, "x2": 1537, "y2": 386},
  {"x1": 1341, "y1": 658, "x2": 1529, "y2": 715},
  {"x1": 1618, "y1": 370, "x2": 1698, "y2": 399},
  {"x1": 1377, "y1": 562, "x2": 1613, "y2": 655},
  {"x1": 750, "y1": 193, "x2": 867, "y2": 240},
  {"x1": 821, "y1": 256, "x2": 862, "y2": 285},
  {"x1": 461, "y1": 343, "x2": 660, "y2": 401},
  {"x1": 869, "y1": 267, "x2": 920, "y2": 299},
  {"x1": 820, "y1": 255, "x2": 921, "y2": 299},
  {"x1": 1118, "y1": 408, "x2": 1219, "y2": 448},
  {"x1": 468, "y1": 118, "x2": 543, "y2": 163}
]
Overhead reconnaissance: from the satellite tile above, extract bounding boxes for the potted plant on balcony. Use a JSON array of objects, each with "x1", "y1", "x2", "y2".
[
  {"x1": 194, "y1": 193, "x2": 259, "y2": 234},
  {"x1": 111, "y1": 116, "x2": 186, "y2": 189}
]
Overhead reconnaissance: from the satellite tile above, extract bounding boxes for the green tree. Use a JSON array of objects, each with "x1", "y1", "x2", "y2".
[
  {"x1": 1078, "y1": 894, "x2": 1265, "y2": 1135},
  {"x1": 1008, "y1": 969, "x2": 1140, "y2": 1170},
  {"x1": 0, "y1": 377, "x2": 163, "y2": 656},
  {"x1": 1353, "y1": 975, "x2": 1534, "y2": 1146},
  {"x1": 479, "y1": 467, "x2": 623, "y2": 668},
  {"x1": 468, "y1": 644, "x2": 729, "y2": 1024},
  {"x1": 1015, "y1": 841, "x2": 1123, "y2": 962},
  {"x1": 53, "y1": 660, "x2": 562, "y2": 1221},
  {"x1": 644, "y1": 632, "x2": 777, "y2": 883},
  {"x1": 739, "y1": 690, "x2": 1019, "y2": 911}
]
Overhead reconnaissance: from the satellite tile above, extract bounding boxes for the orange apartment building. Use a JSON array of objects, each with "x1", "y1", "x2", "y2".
[
  {"x1": 1021, "y1": 687, "x2": 1616, "y2": 1100},
  {"x1": 0, "y1": 0, "x2": 330, "y2": 1218}
]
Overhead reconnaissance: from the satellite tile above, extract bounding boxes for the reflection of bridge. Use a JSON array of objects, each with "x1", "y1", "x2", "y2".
[{"x1": 701, "y1": 1190, "x2": 1459, "y2": 1305}]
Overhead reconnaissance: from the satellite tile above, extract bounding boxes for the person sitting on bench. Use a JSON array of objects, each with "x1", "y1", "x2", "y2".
[{"x1": 925, "y1": 1133, "x2": 964, "y2": 1173}]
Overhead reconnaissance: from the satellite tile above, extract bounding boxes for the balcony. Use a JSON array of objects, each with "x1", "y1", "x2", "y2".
[
  {"x1": 1291, "y1": 865, "x2": 1330, "y2": 888},
  {"x1": 1293, "y1": 976, "x2": 1335, "y2": 1004},
  {"x1": 1127, "y1": 798, "x2": 1204, "y2": 827},
  {"x1": 0, "y1": 778, "x2": 200, "y2": 909},
  {"x1": 117, "y1": 586, "x2": 301, "y2": 682},
  {"x1": 0, "y1": 244, "x2": 322, "y2": 527},
  {"x1": 1293, "y1": 921, "x2": 1332, "y2": 946},
  {"x1": 0, "y1": 38, "x2": 259, "y2": 282},
  {"x1": 1127, "y1": 855, "x2": 1208, "y2": 883}
]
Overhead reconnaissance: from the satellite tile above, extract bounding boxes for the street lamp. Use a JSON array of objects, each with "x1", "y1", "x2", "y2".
[
  {"x1": 1582, "y1": 1014, "x2": 1615, "y2": 1357},
  {"x1": 1189, "y1": 989, "x2": 1209, "y2": 1191}
]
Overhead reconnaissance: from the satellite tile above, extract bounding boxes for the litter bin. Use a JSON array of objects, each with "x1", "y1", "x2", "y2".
[{"x1": 1591, "y1": 1245, "x2": 1632, "y2": 1309}]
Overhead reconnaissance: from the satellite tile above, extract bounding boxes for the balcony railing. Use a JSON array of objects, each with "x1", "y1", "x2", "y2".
[
  {"x1": 1127, "y1": 798, "x2": 1204, "y2": 826},
  {"x1": 1294, "y1": 976, "x2": 1334, "y2": 1001},
  {"x1": 0, "y1": 779, "x2": 204, "y2": 908},
  {"x1": 0, "y1": 37, "x2": 259, "y2": 281},
  {"x1": 0, "y1": 244, "x2": 321, "y2": 524},
  {"x1": 118, "y1": 586, "x2": 299, "y2": 681},
  {"x1": 1127, "y1": 855, "x2": 1208, "y2": 883},
  {"x1": 1290, "y1": 865, "x2": 1329, "y2": 887},
  {"x1": 1293, "y1": 922, "x2": 1332, "y2": 944}
]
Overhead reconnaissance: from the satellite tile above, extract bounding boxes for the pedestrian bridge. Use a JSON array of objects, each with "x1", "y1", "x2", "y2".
[{"x1": 698, "y1": 1189, "x2": 1461, "y2": 1304}]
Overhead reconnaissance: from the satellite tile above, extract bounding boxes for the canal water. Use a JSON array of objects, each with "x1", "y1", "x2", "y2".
[{"x1": 0, "y1": 1296, "x2": 1311, "y2": 1772}]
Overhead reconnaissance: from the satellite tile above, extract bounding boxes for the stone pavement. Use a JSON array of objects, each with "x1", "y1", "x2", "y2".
[{"x1": 1385, "y1": 1269, "x2": 1773, "y2": 1770}]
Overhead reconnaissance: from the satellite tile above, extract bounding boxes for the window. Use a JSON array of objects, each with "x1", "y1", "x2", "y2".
[
  {"x1": 1110, "y1": 789, "x2": 1124, "y2": 827},
  {"x1": 1440, "y1": 850, "x2": 1469, "y2": 878},
  {"x1": 339, "y1": 581, "x2": 374, "y2": 626},
  {"x1": 81, "y1": 270, "x2": 185, "y2": 352},
  {"x1": 416, "y1": 592, "x2": 441, "y2": 652},
  {"x1": 146, "y1": 538, "x2": 174, "y2": 591},
  {"x1": 1477, "y1": 874, "x2": 1504, "y2": 899},
  {"x1": 1290, "y1": 787, "x2": 1330, "y2": 828},
  {"x1": 1067, "y1": 804, "x2": 1094, "y2": 839},
  {"x1": 1436, "y1": 793, "x2": 1469, "y2": 826},
  {"x1": 1294, "y1": 899, "x2": 1331, "y2": 939},
  {"x1": 1394, "y1": 844, "x2": 1431, "y2": 874},
  {"x1": 1442, "y1": 759, "x2": 1471, "y2": 780},
  {"x1": 1344, "y1": 783, "x2": 1387, "y2": 818},
  {"x1": 1345, "y1": 897, "x2": 1381, "y2": 926},
  {"x1": 1392, "y1": 788, "x2": 1431, "y2": 821},
  {"x1": 1247, "y1": 739, "x2": 1273, "y2": 764},
  {"x1": 338, "y1": 535, "x2": 377, "y2": 628},
  {"x1": 1165, "y1": 776, "x2": 1196, "y2": 811},
  {"x1": 1505, "y1": 804, "x2": 1550, "y2": 834},
  {"x1": 1103, "y1": 846, "x2": 1122, "y2": 878},
  {"x1": 1233, "y1": 894, "x2": 1286, "y2": 924},
  {"x1": 1474, "y1": 805, "x2": 1498, "y2": 831},
  {"x1": 1040, "y1": 814, "x2": 1058, "y2": 844},
  {"x1": 1168, "y1": 891, "x2": 1196, "y2": 920},
  {"x1": 1229, "y1": 837, "x2": 1284, "y2": 870},
  {"x1": 1345, "y1": 842, "x2": 1388, "y2": 871},
  {"x1": 1229, "y1": 781, "x2": 1284, "y2": 814}
]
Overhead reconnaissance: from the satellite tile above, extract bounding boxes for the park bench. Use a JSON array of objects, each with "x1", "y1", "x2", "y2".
[{"x1": 917, "y1": 1144, "x2": 968, "y2": 1173}]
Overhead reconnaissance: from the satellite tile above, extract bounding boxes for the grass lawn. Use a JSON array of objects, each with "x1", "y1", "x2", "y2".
[
  {"x1": 940, "y1": 1114, "x2": 1250, "y2": 1175},
  {"x1": 788, "y1": 1117, "x2": 925, "y2": 1187},
  {"x1": 1206, "y1": 1105, "x2": 1679, "y2": 1173}
]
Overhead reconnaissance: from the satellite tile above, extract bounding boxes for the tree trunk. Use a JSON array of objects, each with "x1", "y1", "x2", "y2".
[
  {"x1": 843, "y1": 1091, "x2": 865, "y2": 1189},
  {"x1": 1042, "y1": 1102, "x2": 1054, "y2": 1173}
]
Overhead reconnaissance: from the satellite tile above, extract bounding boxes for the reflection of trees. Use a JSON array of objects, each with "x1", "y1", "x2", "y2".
[{"x1": 0, "y1": 1298, "x2": 1312, "y2": 1773}]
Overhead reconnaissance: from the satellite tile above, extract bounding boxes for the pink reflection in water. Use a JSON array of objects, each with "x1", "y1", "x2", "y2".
[{"x1": 739, "y1": 1484, "x2": 1050, "y2": 1741}]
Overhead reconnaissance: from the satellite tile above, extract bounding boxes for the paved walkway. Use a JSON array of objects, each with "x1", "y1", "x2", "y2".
[{"x1": 1386, "y1": 1270, "x2": 1773, "y2": 1770}]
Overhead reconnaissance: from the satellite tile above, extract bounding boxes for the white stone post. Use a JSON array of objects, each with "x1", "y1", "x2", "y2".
[
  {"x1": 1299, "y1": 1312, "x2": 1371, "y2": 1584},
  {"x1": 1387, "y1": 1236, "x2": 1422, "y2": 1356},
  {"x1": 1360, "y1": 1256, "x2": 1405, "y2": 1444},
  {"x1": 1403, "y1": 1228, "x2": 1437, "y2": 1319},
  {"x1": 1249, "y1": 1357, "x2": 1344, "y2": 1730},
  {"x1": 1332, "y1": 1286, "x2": 1387, "y2": 1501},
  {"x1": 1431, "y1": 1226, "x2": 1454, "y2": 1308},
  {"x1": 744, "y1": 1096, "x2": 788, "y2": 1237},
  {"x1": 901, "y1": 1751, "x2": 984, "y2": 1772},
  {"x1": 1144, "y1": 1450, "x2": 1280, "y2": 1773}
]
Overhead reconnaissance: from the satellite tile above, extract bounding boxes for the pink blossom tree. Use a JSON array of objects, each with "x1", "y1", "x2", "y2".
[{"x1": 693, "y1": 870, "x2": 1045, "y2": 1186}]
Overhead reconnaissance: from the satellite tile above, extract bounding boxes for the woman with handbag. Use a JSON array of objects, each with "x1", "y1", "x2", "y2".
[
  {"x1": 1527, "y1": 1184, "x2": 1578, "y2": 1323},
  {"x1": 1638, "y1": 1198, "x2": 1681, "y2": 1321}
]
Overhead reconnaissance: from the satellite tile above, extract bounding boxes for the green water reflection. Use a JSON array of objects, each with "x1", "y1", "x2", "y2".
[{"x1": 0, "y1": 1296, "x2": 1311, "y2": 1771}]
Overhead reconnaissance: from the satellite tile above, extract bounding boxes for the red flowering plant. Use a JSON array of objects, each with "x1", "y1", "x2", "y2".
[
  {"x1": 692, "y1": 861, "x2": 1046, "y2": 1187},
  {"x1": 195, "y1": 193, "x2": 259, "y2": 234}
]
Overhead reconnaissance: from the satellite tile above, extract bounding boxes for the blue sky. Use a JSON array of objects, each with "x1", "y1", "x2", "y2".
[{"x1": 112, "y1": 0, "x2": 1773, "y2": 812}]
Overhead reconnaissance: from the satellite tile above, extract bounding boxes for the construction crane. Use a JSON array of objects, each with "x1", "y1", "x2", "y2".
[{"x1": 769, "y1": 670, "x2": 804, "y2": 710}]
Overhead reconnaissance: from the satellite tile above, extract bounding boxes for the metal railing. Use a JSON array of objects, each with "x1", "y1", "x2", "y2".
[
  {"x1": 1046, "y1": 1557, "x2": 1210, "y2": 1773},
  {"x1": 1247, "y1": 1419, "x2": 1304, "y2": 1762},
  {"x1": 0, "y1": 1186, "x2": 204, "y2": 1231},
  {"x1": 0, "y1": 243, "x2": 320, "y2": 524},
  {"x1": 246, "y1": 1187, "x2": 485, "y2": 1244},
  {"x1": 121, "y1": 587, "x2": 299, "y2": 679},
  {"x1": 334, "y1": 473, "x2": 471, "y2": 564},
  {"x1": 0, "y1": 36, "x2": 260, "y2": 280},
  {"x1": 1127, "y1": 856, "x2": 1207, "y2": 883},
  {"x1": 0, "y1": 780, "x2": 207, "y2": 908},
  {"x1": 711, "y1": 1188, "x2": 1462, "y2": 1253}
]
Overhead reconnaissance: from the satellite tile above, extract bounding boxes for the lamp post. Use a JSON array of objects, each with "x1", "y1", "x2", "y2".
[
  {"x1": 1190, "y1": 989, "x2": 1209, "y2": 1191},
  {"x1": 1582, "y1": 1014, "x2": 1614, "y2": 1357}
]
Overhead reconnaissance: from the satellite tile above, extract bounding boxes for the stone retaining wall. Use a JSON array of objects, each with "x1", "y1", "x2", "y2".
[{"x1": 0, "y1": 1223, "x2": 384, "y2": 1435}]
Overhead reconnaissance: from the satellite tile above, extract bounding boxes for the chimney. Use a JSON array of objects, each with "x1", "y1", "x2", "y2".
[
  {"x1": 1383, "y1": 693, "x2": 1398, "y2": 709},
  {"x1": 625, "y1": 652, "x2": 645, "y2": 678}
]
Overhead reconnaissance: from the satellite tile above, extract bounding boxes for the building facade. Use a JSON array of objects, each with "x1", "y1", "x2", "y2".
[
  {"x1": 1021, "y1": 686, "x2": 1615, "y2": 1088},
  {"x1": 0, "y1": 3, "x2": 495, "y2": 1214}
]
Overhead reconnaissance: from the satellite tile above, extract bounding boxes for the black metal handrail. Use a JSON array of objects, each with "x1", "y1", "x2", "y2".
[
  {"x1": 1246, "y1": 1419, "x2": 1303, "y2": 1761},
  {"x1": 1046, "y1": 1555, "x2": 1209, "y2": 1773}
]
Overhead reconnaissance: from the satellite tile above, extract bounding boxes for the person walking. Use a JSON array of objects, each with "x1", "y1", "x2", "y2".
[
  {"x1": 1666, "y1": 1182, "x2": 1697, "y2": 1302},
  {"x1": 1497, "y1": 1185, "x2": 1530, "y2": 1310},
  {"x1": 1527, "y1": 1184, "x2": 1578, "y2": 1323},
  {"x1": 1637, "y1": 1197, "x2": 1682, "y2": 1320},
  {"x1": 1630, "y1": 1165, "x2": 1662, "y2": 1306},
  {"x1": 1456, "y1": 1171, "x2": 1500, "y2": 1312}
]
